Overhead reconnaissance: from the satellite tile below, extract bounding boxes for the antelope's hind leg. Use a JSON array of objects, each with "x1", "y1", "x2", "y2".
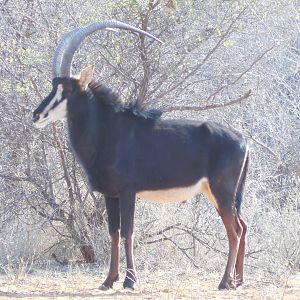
[
  {"x1": 235, "y1": 214, "x2": 247, "y2": 286},
  {"x1": 234, "y1": 156, "x2": 248, "y2": 287},
  {"x1": 218, "y1": 207, "x2": 243, "y2": 289},
  {"x1": 206, "y1": 178, "x2": 244, "y2": 289}
]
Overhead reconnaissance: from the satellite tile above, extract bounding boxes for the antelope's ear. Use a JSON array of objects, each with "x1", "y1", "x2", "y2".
[{"x1": 78, "y1": 65, "x2": 95, "y2": 90}]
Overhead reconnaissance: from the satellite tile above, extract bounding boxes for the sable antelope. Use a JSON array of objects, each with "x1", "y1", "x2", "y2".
[{"x1": 33, "y1": 20, "x2": 249, "y2": 290}]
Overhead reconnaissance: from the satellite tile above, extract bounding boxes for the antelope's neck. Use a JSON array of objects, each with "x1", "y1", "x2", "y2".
[{"x1": 67, "y1": 95, "x2": 101, "y2": 170}]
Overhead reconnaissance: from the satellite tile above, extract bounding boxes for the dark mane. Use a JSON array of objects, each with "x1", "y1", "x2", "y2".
[{"x1": 88, "y1": 81, "x2": 162, "y2": 121}]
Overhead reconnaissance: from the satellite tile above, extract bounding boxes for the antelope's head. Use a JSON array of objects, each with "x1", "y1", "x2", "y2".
[
  {"x1": 33, "y1": 20, "x2": 162, "y2": 128},
  {"x1": 32, "y1": 66, "x2": 94, "y2": 128}
]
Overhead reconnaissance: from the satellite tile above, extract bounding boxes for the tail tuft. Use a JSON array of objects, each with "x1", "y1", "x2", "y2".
[{"x1": 235, "y1": 149, "x2": 249, "y2": 214}]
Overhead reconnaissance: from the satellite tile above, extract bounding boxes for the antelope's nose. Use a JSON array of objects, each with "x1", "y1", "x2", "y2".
[{"x1": 33, "y1": 114, "x2": 40, "y2": 123}]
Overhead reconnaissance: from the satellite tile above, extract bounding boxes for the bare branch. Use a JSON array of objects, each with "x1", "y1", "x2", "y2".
[
  {"x1": 163, "y1": 234, "x2": 200, "y2": 269},
  {"x1": 162, "y1": 89, "x2": 252, "y2": 112},
  {"x1": 249, "y1": 136, "x2": 278, "y2": 158},
  {"x1": 145, "y1": 223, "x2": 182, "y2": 238},
  {"x1": 156, "y1": 8, "x2": 247, "y2": 99}
]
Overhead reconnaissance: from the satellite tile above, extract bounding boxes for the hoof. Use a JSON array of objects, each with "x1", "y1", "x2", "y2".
[
  {"x1": 123, "y1": 280, "x2": 135, "y2": 290},
  {"x1": 124, "y1": 286, "x2": 135, "y2": 292},
  {"x1": 236, "y1": 279, "x2": 244, "y2": 287},
  {"x1": 218, "y1": 279, "x2": 236, "y2": 290},
  {"x1": 99, "y1": 284, "x2": 110, "y2": 291},
  {"x1": 123, "y1": 269, "x2": 136, "y2": 290},
  {"x1": 123, "y1": 277, "x2": 136, "y2": 290},
  {"x1": 100, "y1": 274, "x2": 119, "y2": 290}
]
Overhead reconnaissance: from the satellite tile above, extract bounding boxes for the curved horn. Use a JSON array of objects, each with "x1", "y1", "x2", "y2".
[{"x1": 52, "y1": 20, "x2": 163, "y2": 78}]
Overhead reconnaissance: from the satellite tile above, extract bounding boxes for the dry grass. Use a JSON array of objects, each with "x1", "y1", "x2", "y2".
[{"x1": 0, "y1": 270, "x2": 299, "y2": 300}]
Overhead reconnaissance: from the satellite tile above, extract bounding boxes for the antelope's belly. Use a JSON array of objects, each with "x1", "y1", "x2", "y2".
[{"x1": 137, "y1": 178, "x2": 207, "y2": 203}]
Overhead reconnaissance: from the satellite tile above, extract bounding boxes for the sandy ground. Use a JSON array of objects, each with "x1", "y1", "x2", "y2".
[{"x1": 0, "y1": 272, "x2": 299, "y2": 299}]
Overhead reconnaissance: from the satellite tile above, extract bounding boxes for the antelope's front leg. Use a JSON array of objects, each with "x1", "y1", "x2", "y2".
[
  {"x1": 100, "y1": 197, "x2": 120, "y2": 290},
  {"x1": 120, "y1": 189, "x2": 137, "y2": 289}
]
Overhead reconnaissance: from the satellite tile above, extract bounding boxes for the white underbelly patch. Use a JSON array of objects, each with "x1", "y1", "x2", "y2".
[{"x1": 137, "y1": 177, "x2": 219, "y2": 210}]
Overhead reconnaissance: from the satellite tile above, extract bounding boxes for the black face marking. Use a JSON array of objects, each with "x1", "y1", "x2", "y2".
[
  {"x1": 32, "y1": 81, "x2": 73, "y2": 127},
  {"x1": 33, "y1": 87, "x2": 57, "y2": 118}
]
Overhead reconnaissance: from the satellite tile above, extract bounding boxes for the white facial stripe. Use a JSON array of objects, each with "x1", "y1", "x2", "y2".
[
  {"x1": 34, "y1": 84, "x2": 68, "y2": 128},
  {"x1": 48, "y1": 98, "x2": 67, "y2": 120},
  {"x1": 42, "y1": 84, "x2": 64, "y2": 116}
]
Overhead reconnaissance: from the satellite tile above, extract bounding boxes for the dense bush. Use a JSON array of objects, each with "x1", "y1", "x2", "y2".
[{"x1": 0, "y1": 0, "x2": 299, "y2": 280}]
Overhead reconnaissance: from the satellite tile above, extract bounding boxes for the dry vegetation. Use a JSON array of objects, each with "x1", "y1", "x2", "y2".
[
  {"x1": 0, "y1": 269, "x2": 299, "y2": 299},
  {"x1": 0, "y1": 0, "x2": 299, "y2": 298}
]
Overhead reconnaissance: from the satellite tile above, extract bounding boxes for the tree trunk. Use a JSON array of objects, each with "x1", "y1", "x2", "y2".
[{"x1": 80, "y1": 244, "x2": 96, "y2": 263}]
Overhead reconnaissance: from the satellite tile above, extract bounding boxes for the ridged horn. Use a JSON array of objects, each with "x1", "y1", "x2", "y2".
[{"x1": 52, "y1": 20, "x2": 163, "y2": 78}]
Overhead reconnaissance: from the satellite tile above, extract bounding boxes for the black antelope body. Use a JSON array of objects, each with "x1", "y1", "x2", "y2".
[{"x1": 33, "y1": 20, "x2": 249, "y2": 290}]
